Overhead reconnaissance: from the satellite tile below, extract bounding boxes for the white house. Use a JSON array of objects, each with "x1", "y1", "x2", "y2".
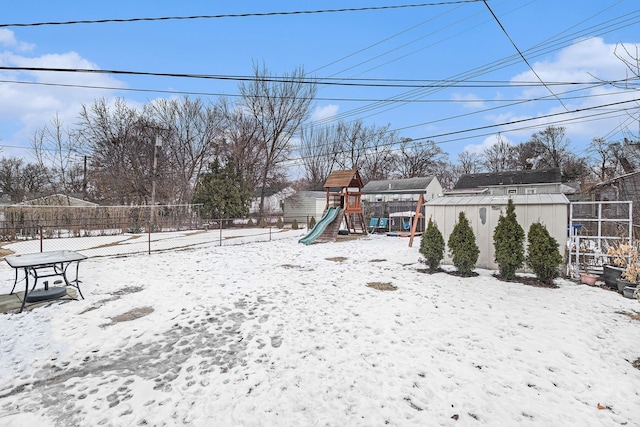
[
  {"x1": 282, "y1": 191, "x2": 326, "y2": 225},
  {"x1": 249, "y1": 188, "x2": 295, "y2": 216}
]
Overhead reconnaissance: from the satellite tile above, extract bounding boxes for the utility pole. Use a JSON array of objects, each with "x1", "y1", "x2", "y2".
[{"x1": 150, "y1": 135, "x2": 162, "y2": 226}]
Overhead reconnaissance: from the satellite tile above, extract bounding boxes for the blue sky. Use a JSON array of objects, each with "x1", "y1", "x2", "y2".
[{"x1": 1, "y1": 0, "x2": 640, "y2": 174}]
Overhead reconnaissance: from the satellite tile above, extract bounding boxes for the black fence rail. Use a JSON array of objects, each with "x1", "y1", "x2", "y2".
[
  {"x1": 0, "y1": 204, "x2": 203, "y2": 241},
  {"x1": 0, "y1": 210, "x2": 310, "y2": 258}
]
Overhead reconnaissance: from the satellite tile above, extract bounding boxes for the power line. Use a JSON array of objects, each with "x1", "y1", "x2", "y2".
[
  {"x1": 0, "y1": 2, "x2": 484, "y2": 28},
  {"x1": 482, "y1": 0, "x2": 569, "y2": 111},
  {"x1": 4, "y1": 66, "x2": 627, "y2": 88}
]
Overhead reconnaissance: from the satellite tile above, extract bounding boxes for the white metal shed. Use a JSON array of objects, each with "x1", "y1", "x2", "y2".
[{"x1": 424, "y1": 194, "x2": 569, "y2": 270}]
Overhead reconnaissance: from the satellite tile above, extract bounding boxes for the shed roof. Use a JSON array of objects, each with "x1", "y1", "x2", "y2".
[
  {"x1": 16, "y1": 194, "x2": 98, "y2": 207},
  {"x1": 362, "y1": 176, "x2": 436, "y2": 194},
  {"x1": 425, "y1": 193, "x2": 569, "y2": 207},
  {"x1": 454, "y1": 168, "x2": 561, "y2": 190},
  {"x1": 324, "y1": 170, "x2": 363, "y2": 189}
]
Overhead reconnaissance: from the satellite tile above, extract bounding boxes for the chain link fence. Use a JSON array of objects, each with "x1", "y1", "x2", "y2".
[{"x1": 0, "y1": 205, "x2": 309, "y2": 258}]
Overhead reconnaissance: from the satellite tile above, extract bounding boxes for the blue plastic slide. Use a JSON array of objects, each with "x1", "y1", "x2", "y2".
[{"x1": 298, "y1": 207, "x2": 340, "y2": 245}]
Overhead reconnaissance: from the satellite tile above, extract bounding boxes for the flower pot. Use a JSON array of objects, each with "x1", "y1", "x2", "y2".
[
  {"x1": 603, "y1": 265, "x2": 624, "y2": 289},
  {"x1": 623, "y1": 286, "x2": 637, "y2": 299},
  {"x1": 579, "y1": 272, "x2": 599, "y2": 286},
  {"x1": 616, "y1": 278, "x2": 636, "y2": 293}
]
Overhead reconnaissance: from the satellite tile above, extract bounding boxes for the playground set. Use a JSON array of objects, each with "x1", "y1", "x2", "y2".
[{"x1": 299, "y1": 170, "x2": 425, "y2": 246}]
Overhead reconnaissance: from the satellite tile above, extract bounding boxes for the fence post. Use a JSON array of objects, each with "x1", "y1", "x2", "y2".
[
  {"x1": 269, "y1": 225, "x2": 272, "y2": 241},
  {"x1": 148, "y1": 223, "x2": 151, "y2": 255},
  {"x1": 219, "y1": 219, "x2": 223, "y2": 246},
  {"x1": 39, "y1": 224, "x2": 43, "y2": 252}
]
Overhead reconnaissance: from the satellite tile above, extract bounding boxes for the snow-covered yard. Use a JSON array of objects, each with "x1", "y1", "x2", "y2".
[{"x1": 0, "y1": 233, "x2": 639, "y2": 426}]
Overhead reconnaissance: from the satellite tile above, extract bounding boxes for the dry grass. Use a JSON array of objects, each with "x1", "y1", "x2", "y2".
[
  {"x1": 326, "y1": 257, "x2": 347, "y2": 262},
  {"x1": 367, "y1": 282, "x2": 397, "y2": 291},
  {"x1": 617, "y1": 310, "x2": 640, "y2": 321}
]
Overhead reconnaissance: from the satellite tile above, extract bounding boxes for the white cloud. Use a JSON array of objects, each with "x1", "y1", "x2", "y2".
[
  {"x1": 464, "y1": 133, "x2": 514, "y2": 154},
  {"x1": 311, "y1": 104, "x2": 339, "y2": 121},
  {"x1": 451, "y1": 92, "x2": 486, "y2": 109},
  {"x1": 0, "y1": 32, "x2": 126, "y2": 157},
  {"x1": 470, "y1": 37, "x2": 640, "y2": 154},
  {"x1": 0, "y1": 29, "x2": 34, "y2": 51}
]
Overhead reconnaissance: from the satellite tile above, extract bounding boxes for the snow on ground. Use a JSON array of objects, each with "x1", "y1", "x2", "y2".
[{"x1": 0, "y1": 233, "x2": 639, "y2": 426}]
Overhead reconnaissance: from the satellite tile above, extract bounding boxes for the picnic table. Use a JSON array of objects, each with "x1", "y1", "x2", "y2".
[{"x1": 4, "y1": 250, "x2": 87, "y2": 312}]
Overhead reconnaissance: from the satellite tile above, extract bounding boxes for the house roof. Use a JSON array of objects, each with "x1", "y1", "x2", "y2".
[
  {"x1": 362, "y1": 176, "x2": 436, "y2": 194},
  {"x1": 324, "y1": 170, "x2": 363, "y2": 189},
  {"x1": 425, "y1": 193, "x2": 570, "y2": 207},
  {"x1": 16, "y1": 194, "x2": 98, "y2": 207},
  {"x1": 592, "y1": 170, "x2": 640, "y2": 188},
  {"x1": 454, "y1": 168, "x2": 562, "y2": 190}
]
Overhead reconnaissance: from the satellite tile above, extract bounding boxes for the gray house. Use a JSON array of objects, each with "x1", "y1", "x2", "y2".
[{"x1": 451, "y1": 168, "x2": 572, "y2": 196}]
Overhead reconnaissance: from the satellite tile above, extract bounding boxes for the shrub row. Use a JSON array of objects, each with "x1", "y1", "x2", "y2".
[{"x1": 419, "y1": 199, "x2": 563, "y2": 284}]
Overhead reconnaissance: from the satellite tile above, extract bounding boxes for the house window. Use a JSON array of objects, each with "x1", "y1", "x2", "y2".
[
  {"x1": 507, "y1": 188, "x2": 517, "y2": 195},
  {"x1": 526, "y1": 188, "x2": 536, "y2": 195}
]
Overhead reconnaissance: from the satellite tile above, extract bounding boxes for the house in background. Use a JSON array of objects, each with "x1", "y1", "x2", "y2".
[
  {"x1": 249, "y1": 188, "x2": 295, "y2": 217},
  {"x1": 450, "y1": 167, "x2": 574, "y2": 196},
  {"x1": 361, "y1": 176, "x2": 442, "y2": 231},
  {"x1": 282, "y1": 191, "x2": 326, "y2": 226}
]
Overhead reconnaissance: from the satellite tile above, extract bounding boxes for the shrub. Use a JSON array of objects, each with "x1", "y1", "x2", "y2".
[
  {"x1": 527, "y1": 222, "x2": 562, "y2": 284},
  {"x1": 247, "y1": 218, "x2": 254, "y2": 227},
  {"x1": 292, "y1": 219, "x2": 299, "y2": 230},
  {"x1": 447, "y1": 211, "x2": 479, "y2": 276},
  {"x1": 493, "y1": 199, "x2": 525, "y2": 280},
  {"x1": 309, "y1": 216, "x2": 316, "y2": 229},
  {"x1": 276, "y1": 217, "x2": 284, "y2": 229},
  {"x1": 420, "y1": 217, "x2": 445, "y2": 271},
  {"x1": 258, "y1": 218, "x2": 268, "y2": 228}
]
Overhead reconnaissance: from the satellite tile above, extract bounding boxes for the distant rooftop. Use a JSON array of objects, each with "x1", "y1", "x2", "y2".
[
  {"x1": 362, "y1": 176, "x2": 436, "y2": 194},
  {"x1": 454, "y1": 168, "x2": 561, "y2": 190}
]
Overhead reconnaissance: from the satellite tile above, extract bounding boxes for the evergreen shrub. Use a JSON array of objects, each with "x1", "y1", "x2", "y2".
[
  {"x1": 309, "y1": 216, "x2": 316, "y2": 229},
  {"x1": 276, "y1": 217, "x2": 284, "y2": 229},
  {"x1": 420, "y1": 217, "x2": 445, "y2": 271},
  {"x1": 493, "y1": 199, "x2": 525, "y2": 280},
  {"x1": 527, "y1": 222, "x2": 563, "y2": 284},
  {"x1": 447, "y1": 211, "x2": 479, "y2": 276},
  {"x1": 292, "y1": 219, "x2": 299, "y2": 230}
]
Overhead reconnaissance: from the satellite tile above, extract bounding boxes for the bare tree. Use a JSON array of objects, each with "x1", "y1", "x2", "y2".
[
  {"x1": 217, "y1": 97, "x2": 265, "y2": 191},
  {"x1": 330, "y1": 120, "x2": 399, "y2": 182},
  {"x1": 527, "y1": 126, "x2": 570, "y2": 169},
  {"x1": 148, "y1": 96, "x2": 222, "y2": 204},
  {"x1": 589, "y1": 137, "x2": 620, "y2": 181},
  {"x1": 456, "y1": 150, "x2": 484, "y2": 174},
  {"x1": 78, "y1": 98, "x2": 155, "y2": 204},
  {"x1": 239, "y1": 64, "x2": 317, "y2": 215},
  {"x1": 299, "y1": 123, "x2": 341, "y2": 190},
  {"x1": 394, "y1": 138, "x2": 448, "y2": 178},
  {"x1": 31, "y1": 113, "x2": 84, "y2": 195},
  {"x1": 334, "y1": 120, "x2": 368, "y2": 172},
  {"x1": 483, "y1": 135, "x2": 516, "y2": 172},
  {"x1": 358, "y1": 125, "x2": 398, "y2": 182}
]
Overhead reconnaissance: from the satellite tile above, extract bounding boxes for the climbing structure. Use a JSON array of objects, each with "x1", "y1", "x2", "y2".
[
  {"x1": 298, "y1": 169, "x2": 366, "y2": 245},
  {"x1": 323, "y1": 170, "x2": 366, "y2": 236}
]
